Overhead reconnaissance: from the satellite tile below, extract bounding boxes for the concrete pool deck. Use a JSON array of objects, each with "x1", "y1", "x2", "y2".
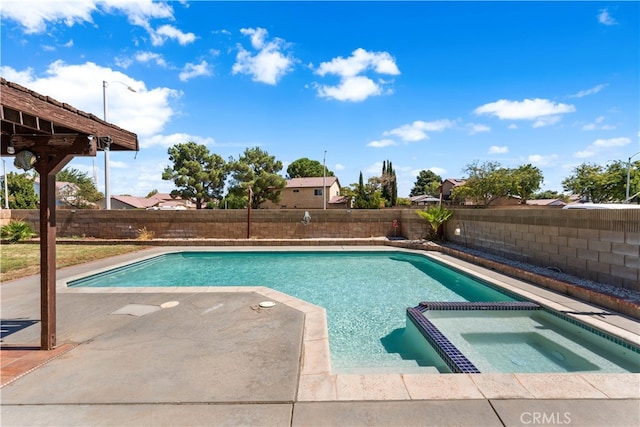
[{"x1": 1, "y1": 245, "x2": 639, "y2": 426}]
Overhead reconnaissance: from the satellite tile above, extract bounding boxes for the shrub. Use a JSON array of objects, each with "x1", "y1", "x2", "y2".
[
  {"x1": 416, "y1": 205, "x2": 453, "y2": 240},
  {"x1": 137, "y1": 227, "x2": 155, "y2": 241},
  {"x1": 1, "y1": 220, "x2": 35, "y2": 243}
]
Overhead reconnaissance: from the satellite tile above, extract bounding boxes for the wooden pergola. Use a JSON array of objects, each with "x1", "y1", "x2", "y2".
[{"x1": 0, "y1": 78, "x2": 139, "y2": 350}]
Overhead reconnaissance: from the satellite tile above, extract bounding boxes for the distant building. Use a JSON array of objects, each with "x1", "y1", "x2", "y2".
[
  {"x1": 104, "y1": 193, "x2": 194, "y2": 210},
  {"x1": 526, "y1": 198, "x2": 567, "y2": 207},
  {"x1": 262, "y1": 177, "x2": 346, "y2": 209},
  {"x1": 410, "y1": 194, "x2": 441, "y2": 206},
  {"x1": 438, "y1": 178, "x2": 466, "y2": 203},
  {"x1": 34, "y1": 178, "x2": 84, "y2": 208}
]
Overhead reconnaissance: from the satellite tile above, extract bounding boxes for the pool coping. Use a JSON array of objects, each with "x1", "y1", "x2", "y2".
[{"x1": 58, "y1": 245, "x2": 640, "y2": 402}]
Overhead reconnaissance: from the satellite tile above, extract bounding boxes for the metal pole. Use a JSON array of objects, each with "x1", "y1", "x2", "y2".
[
  {"x1": 247, "y1": 185, "x2": 252, "y2": 238},
  {"x1": 2, "y1": 159, "x2": 8, "y2": 209},
  {"x1": 102, "y1": 80, "x2": 111, "y2": 210},
  {"x1": 323, "y1": 150, "x2": 326, "y2": 210}
]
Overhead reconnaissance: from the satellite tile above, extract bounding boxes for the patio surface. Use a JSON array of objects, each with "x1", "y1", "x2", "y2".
[{"x1": 1, "y1": 245, "x2": 639, "y2": 426}]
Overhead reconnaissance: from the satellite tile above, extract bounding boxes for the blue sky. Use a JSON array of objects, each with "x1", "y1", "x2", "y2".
[{"x1": 1, "y1": 1, "x2": 638, "y2": 198}]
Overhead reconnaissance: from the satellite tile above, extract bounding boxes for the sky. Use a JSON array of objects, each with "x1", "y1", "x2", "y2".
[{"x1": 1, "y1": 1, "x2": 639, "y2": 198}]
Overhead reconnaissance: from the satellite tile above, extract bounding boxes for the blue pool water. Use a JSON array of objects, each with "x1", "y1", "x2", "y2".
[
  {"x1": 69, "y1": 251, "x2": 516, "y2": 371},
  {"x1": 69, "y1": 250, "x2": 639, "y2": 373}
]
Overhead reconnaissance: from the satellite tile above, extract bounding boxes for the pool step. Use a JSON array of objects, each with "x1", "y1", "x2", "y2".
[
  {"x1": 332, "y1": 352, "x2": 439, "y2": 373},
  {"x1": 335, "y1": 365, "x2": 440, "y2": 374}
]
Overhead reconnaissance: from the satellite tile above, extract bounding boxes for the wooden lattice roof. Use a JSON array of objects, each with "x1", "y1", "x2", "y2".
[{"x1": 1, "y1": 77, "x2": 138, "y2": 157}]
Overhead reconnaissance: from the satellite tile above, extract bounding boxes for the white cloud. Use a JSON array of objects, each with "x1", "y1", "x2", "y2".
[
  {"x1": 532, "y1": 115, "x2": 562, "y2": 128},
  {"x1": 581, "y1": 116, "x2": 615, "y2": 131},
  {"x1": 573, "y1": 137, "x2": 630, "y2": 158},
  {"x1": 467, "y1": 123, "x2": 491, "y2": 135},
  {"x1": 383, "y1": 120, "x2": 454, "y2": 142},
  {"x1": 0, "y1": 61, "x2": 180, "y2": 139},
  {"x1": 365, "y1": 162, "x2": 384, "y2": 175},
  {"x1": 103, "y1": 1, "x2": 174, "y2": 28},
  {"x1": 593, "y1": 137, "x2": 630, "y2": 147},
  {"x1": 179, "y1": 60, "x2": 212, "y2": 81},
  {"x1": 1, "y1": 0, "x2": 175, "y2": 35},
  {"x1": 334, "y1": 163, "x2": 345, "y2": 171},
  {"x1": 508, "y1": 124, "x2": 518, "y2": 129},
  {"x1": 581, "y1": 123, "x2": 609, "y2": 131},
  {"x1": 316, "y1": 48, "x2": 400, "y2": 78},
  {"x1": 367, "y1": 139, "x2": 397, "y2": 148},
  {"x1": 430, "y1": 167, "x2": 447, "y2": 177},
  {"x1": 0, "y1": 0, "x2": 98, "y2": 33},
  {"x1": 528, "y1": 154, "x2": 558, "y2": 166},
  {"x1": 141, "y1": 133, "x2": 216, "y2": 149},
  {"x1": 232, "y1": 27, "x2": 295, "y2": 85},
  {"x1": 598, "y1": 9, "x2": 617, "y2": 26},
  {"x1": 313, "y1": 48, "x2": 400, "y2": 102},
  {"x1": 151, "y1": 24, "x2": 196, "y2": 46},
  {"x1": 569, "y1": 83, "x2": 608, "y2": 98},
  {"x1": 474, "y1": 98, "x2": 575, "y2": 127},
  {"x1": 240, "y1": 27, "x2": 268, "y2": 49},
  {"x1": 316, "y1": 76, "x2": 381, "y2": 102},
  {"x1": 488, "y1": 146, "x2": 509, "y2": 154},
  {"x1": 135, "y1": 51, "x2": 168, "y2": 67}
]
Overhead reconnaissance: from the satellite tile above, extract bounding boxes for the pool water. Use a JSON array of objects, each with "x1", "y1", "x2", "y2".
[
  {"x1": 424, "y1": 310, "x2": 640, "y2": 373},
  {"x1": 69, "y1": 251, "x2": 517, "y2": 371}
]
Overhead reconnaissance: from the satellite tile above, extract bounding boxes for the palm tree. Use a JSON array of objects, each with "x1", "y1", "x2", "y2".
[{"x1": 416, "y1": 205, "x2": 453, "y2": 240}]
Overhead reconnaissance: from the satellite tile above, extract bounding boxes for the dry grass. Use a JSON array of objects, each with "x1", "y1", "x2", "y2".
[{"x1": 1, "y1": 243, "x2": 149, "y2": 282}]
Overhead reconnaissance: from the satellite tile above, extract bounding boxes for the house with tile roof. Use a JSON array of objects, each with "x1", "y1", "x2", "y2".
[
  {"x1": 262, "y1": 176, "x2": 348, "y2": 209},
  {"x1": 105, "y1": 193, "x2": 194, "y2": 210}
]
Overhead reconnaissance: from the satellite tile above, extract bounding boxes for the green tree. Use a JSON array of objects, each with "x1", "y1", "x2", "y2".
[
  {"x1": 410, "y1": 170, "x2": 442, "y2": 197},
  {"x1": 509, "y1": 164, "x2": 543, "y2": 204},
  {"x1": 380, "y1": 160, "x2": 397, "y2": 206},
  {"x1": 2, "y1": 172, "x2": 38, "y2": 209},
  {"x1": 161, "y1": 142, "x2": 228, "y2": 209},
  {"x1": 416, "y1": 205, "x2": 453, "y2": 240},
  {"x1": 287, "y1": 157, "x2": 334, "y2": 178},
  {"x1": 218, "y1": 193, "x2": 248, "y2": 209},
  {"x1": 146, "y1": 189, "x2": 158, "y2": 198},
  {"x1": 453, "y1": 161, "x2": 506, "y2": 206},
  {"x1": 228, "y1": 147, "x2": 287, "y2": 209},
  {"x1": 56, "y1": 168, "x2": 103, "y2": 208},
  {"x1": 353, "y1": 172, "x2": 369, "y2": 208},
  {"x1": 532, "y1": 190, "x2": 568, "y2": 201},
  {"x1": 453, "y1": 161, "x2": 543, "y2": 206},
  {"x1": 562, "y1": 161, "x2": 637, "y2": 203}
]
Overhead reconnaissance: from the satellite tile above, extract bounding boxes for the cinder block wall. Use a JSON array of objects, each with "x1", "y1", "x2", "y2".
[
  {"x1": 10, "y1": 209, "x2": 418, "y2": 240},
  {"x1": 445, "y1": 208, "x2": 640, "y2": 291},
  {"x1": 8, "y1": 207, "x2": 639, "y2": 290}
]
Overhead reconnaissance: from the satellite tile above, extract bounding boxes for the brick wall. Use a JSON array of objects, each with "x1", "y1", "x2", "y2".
[
  {"x1": 8, "y1": 207, "x2": 639, "y2": 290},
  {"x1": 444, "y1": 208, "x2": 640, "y2": 291},
  {"x1": 10, "y1": 208, "x2": 416, "y2": 240}
]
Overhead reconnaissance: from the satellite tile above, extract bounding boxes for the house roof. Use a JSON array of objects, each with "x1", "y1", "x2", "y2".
[
  {"x1": 33, "y1": 177, "x2": 79, "y2": 192},
  {"x1": 526, "y1": 199, "x2": 567, "y2": 206},
  {"x1": 329, "y1": 195, "x2": 349, "y2": 204},
  {"x1": 112, "y1": 195, "x2": 159, "y2": 209},
  {"x1": 411, "y1": 195, "x2": 441, "y2": 203},
  {"x1": 442, "y1": 178, "x2": 466, "y2": 187},
  {"x1": 287, "y1": 177, "x2": 339, "y2": 188}
]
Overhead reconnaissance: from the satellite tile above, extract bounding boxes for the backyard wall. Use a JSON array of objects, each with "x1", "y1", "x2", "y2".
[
  {"x1": 444, "y1": 208, "x2": 640, "y2": 291},
  {"x1": 7, "y1": 207, "x2": 639, "y2": 291}
]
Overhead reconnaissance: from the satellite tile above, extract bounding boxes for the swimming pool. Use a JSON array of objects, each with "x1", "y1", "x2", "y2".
[{"x1": 68, "y1": 250, "x2": 639, "y2": 373}]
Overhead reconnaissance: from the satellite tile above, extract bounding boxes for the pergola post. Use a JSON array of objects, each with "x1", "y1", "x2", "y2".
[
  {"x1": 35, "y1": 153, "x2": 72, "y2": 350},
  {"x1": 1, "y1": 78, "x2": 138, "y2": 351}
]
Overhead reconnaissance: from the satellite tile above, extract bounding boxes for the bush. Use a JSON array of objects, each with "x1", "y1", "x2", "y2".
[
  {"x1": 416, "y1": 205, "x2": 453, "y2": 240},
  {"x1": 1, "y1": 220, "x2": 35, "y2": 243}
]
